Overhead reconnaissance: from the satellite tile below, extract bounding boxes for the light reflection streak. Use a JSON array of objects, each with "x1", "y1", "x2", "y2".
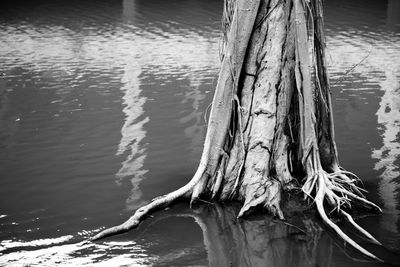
[
  {"x1": 371, "y1": 66, "x2": 400, "y2": 233},
  {"x1": 118, "y1": 0, "x2": 219, "y2": 210},
  {"x1": 116, "y1": 59, "x2": 149, "y2": 211},
  {"x1": 0, "y1": 235, "x2": 154, "y2": 266}
]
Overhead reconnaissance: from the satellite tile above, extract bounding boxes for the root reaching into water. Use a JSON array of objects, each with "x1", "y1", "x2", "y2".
[
  {"x1": 90, "y1": 166, "x2": 204, "y2": 241},
  {"x1": 313, "y1": 171, "x2": 382, "y2": 261},
  {"x1": 302, "y1": 163, "x2": 383, "y2": 261}
]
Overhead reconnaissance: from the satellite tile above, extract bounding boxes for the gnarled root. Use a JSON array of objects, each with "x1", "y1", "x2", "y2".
[
  {"x1": 90, "y1": 165, "x2": 206, "y2": 241},
  {"x1": 302, "y1": 167, "x2": 383, "y2": 261}
]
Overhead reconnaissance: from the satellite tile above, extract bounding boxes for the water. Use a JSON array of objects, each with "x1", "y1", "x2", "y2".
[{"x1": 0, "y1": 0, "x2": 399, "y2": 266}]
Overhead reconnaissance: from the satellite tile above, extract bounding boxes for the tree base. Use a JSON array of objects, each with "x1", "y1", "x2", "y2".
[{"x1": 90, "y1": 0, "x2": 383, "y2": 262}]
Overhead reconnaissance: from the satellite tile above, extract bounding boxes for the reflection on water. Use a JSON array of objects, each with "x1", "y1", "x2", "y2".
[
  {"x1": 0, "y1": 235, "x2": 154, "y2": 266},
  {"x1": 195, "y1": 204, "x2": 332, "y2": 267},
  {"x1": 115, "y1": 59, "x2": 149, "y2": 211},
  {"x1": 373, "y1": 0, "x2": 400, "y2": 234},
  {"x1": 180, "y1": 73, "x2": 210, "y2": 157},
  {"x1": 116, "y1": 2, "x2": 149, "y2": 210},
  {"x1": 372, "y1": 65, "x2": 400, "y2": 233},
  {"x1": 0, "y1": 0, "x2": 399, "y2": 265}
]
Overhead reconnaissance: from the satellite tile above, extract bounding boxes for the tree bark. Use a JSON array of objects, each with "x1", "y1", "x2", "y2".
[{"x1": 90, "y1": 0, "x2": 383, "y2": 261}]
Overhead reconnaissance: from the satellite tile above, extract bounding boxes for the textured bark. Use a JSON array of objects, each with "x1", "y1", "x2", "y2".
[{"x1": 91, "y1": 0, "x2": 382, "y2": 261}]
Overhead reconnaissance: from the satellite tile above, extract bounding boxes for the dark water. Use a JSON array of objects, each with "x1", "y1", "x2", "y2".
[{"x1": 0, "y1": 0, "x2": 399, "y2": 266}]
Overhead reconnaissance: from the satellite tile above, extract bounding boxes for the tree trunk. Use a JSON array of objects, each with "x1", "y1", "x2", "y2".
[{"x1": 91, "y1": 0, "x2": 382, "y2": 261}]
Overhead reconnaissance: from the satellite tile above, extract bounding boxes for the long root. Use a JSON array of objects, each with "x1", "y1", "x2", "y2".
[
  {"x1": 303, "y1": 169, "x2": 383, "y2": 261},
  {"x1": 90, "y1": 165, "x2": 206, "y2": 241}
]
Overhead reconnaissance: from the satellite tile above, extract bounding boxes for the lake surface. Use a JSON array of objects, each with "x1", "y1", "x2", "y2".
[{"x1": 0, "y1": 0, "x2": 399, "y2": 266}]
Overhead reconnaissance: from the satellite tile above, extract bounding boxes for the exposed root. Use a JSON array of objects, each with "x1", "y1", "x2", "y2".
[
  {"x1": 90, "y1": 165, "x2": 206, "y2": 241},
  {"x1": 302, "y1": 167, "x2": 382, "y2": 261},
  {"x1": 340, "y1": 210, "x2": 382, "y2": 246}
]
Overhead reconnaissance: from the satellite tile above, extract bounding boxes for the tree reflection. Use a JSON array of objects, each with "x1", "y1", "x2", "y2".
[
  {"x1": 145, "y1": 204, "x2": 333, "y2": 266},
  {"x1": 192, "y1": 204, "x2": 332, "y2": 267}
]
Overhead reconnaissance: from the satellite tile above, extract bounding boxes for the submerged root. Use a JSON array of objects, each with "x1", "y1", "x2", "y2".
[{"x1": 303, "y1": 168, "x2": 383, "y2": 261}]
